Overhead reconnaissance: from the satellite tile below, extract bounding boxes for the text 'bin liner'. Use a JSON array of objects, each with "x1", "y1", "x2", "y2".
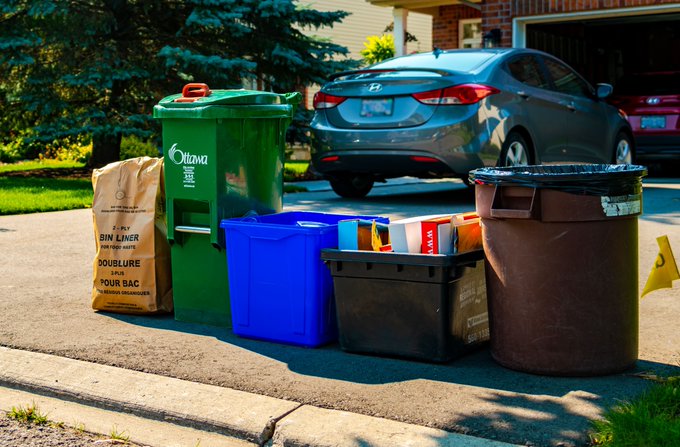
[{"x1": 469, "y1": 164, "x2": 647, "y2": 376}]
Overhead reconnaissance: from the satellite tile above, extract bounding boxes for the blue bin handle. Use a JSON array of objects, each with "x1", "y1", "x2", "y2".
[{"x1": 296, "y1": 221, "x2": 329, "y2": 228}]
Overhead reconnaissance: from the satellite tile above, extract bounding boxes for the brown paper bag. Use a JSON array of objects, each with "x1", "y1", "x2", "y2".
[{"x1": 91, "y1": 157, "x2": 173, "y2": 314}]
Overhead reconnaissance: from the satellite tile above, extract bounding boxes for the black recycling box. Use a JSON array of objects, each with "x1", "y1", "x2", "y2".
[{"x1": 321, "y1": 249, "x2": 489, "y2": 363}]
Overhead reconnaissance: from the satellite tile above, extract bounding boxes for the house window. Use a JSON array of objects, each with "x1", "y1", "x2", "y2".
[{"x1": 459, "y1": 19, "x2": 482, "y2": 49}]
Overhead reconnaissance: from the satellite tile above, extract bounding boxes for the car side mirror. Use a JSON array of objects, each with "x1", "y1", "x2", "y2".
[{"x1": 596, "y1": 83, "x2": 613, "y2": 99}]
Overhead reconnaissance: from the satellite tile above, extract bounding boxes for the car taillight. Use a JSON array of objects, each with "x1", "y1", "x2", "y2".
[
  {"x1": 412, "y1": 84, "x2": 499, "y2": 105},
  {"x1": 410, "y1": 156, "x2": 439, "y2": 163},
  {"x1": 313, "y1": 92, "x2": 347, "y2": 109}
]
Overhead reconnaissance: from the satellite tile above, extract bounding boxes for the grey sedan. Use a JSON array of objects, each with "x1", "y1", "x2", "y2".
[{"x1": 310, "y1": 48, "x2": 633, "y2": 198}]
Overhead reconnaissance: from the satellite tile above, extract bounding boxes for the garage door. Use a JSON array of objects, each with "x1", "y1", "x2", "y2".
[
  {"x1": 526, "y1": 13, "x2": 680, "y2": 87},
  {"x1": 512, "y1": 4, "x2": 680, "y2": 86}
]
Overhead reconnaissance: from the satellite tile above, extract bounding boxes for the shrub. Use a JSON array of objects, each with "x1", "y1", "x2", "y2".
[
  {"x1": 0, "y1": 136, "x2": 44, "y2": 162},
  {"x1": 361, "y1": 34, "x2": 395, "y2": 65},
  {"x1": 120, "y1": 135, "x2": 160, "y2": 160},
  {"x1": 0, "y1": 136, "x2": 91, "y2": 164},
  {"x1": 0, "y1": 140, "x2": 23, "y2": 163},
  {"x1": 42, "y1": 139, "x2": 92, "y2": 163}
]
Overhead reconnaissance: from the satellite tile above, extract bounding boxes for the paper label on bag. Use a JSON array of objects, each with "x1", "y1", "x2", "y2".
[{"x1": 601, "y1": 194, "x2": 641, "y2": 217}]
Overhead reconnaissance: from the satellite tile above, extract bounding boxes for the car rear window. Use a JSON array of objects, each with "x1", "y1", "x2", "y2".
[
  {"x1": 372, "y1": 52, "x2": 497, "y2": 72},
  {"x1": 615, "y1": 73, "x2": 680, "y2": 95},
  {"x1": 336, "y1": 70, "x2": 442, "y2": 81}
]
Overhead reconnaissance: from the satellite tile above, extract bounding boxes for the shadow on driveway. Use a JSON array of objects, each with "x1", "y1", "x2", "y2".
[{"x1": 106, "y1": 312, "x2": 677, "y2": 394}]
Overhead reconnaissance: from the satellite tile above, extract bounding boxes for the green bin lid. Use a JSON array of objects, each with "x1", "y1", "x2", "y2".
[
  {"x1": 158, "y1": 83, "x2": 285, "y2": 107},
  {"x1": 154, "y1": 83, "x2": 300, "y2": 119}
]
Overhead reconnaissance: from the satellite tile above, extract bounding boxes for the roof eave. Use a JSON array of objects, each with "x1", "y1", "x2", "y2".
[{"x1": 365, "y1": 0, "x2": 482, "y2": 15}]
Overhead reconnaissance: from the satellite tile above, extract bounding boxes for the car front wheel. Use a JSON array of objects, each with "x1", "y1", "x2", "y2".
[
  {"x1": 614, "y1": 131, "x2": 634, "y2": 164},
  {"x1": 500, "y1": 132, "x2": 532, "y2": 167},
  {"x1": 329, "y1": 174, "x2": 374, "y2": 198}
]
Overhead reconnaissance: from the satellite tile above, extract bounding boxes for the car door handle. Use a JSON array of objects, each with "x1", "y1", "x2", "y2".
[
  {"x1": 516, "y1": 90, "x2": 530, "y2": 99},
  {"x1": 563, "y1": 101, "x2": 576, "y2": 112}
]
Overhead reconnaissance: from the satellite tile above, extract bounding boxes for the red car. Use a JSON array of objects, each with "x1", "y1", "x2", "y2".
[{"x1": 609, "y1": 72, "x2": 680, "y2": 163}]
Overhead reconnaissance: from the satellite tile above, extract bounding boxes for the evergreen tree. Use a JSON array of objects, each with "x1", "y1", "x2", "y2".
[
  {"x1": 0, "y1": 1, "x2": 354, "y2": 166},
  {"x1": 160, "y1": 0, "x2": 355, "y2": 92}
]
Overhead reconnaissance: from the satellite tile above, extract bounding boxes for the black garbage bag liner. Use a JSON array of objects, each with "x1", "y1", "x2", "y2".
[{"x1": 469, "y1": 164, "x2": 647, "y2": 196}]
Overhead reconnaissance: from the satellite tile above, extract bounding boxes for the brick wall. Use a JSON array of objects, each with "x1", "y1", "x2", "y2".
[
  {"x1": 512, "y1": 0, "x2": 679, "y2": 15},
  {"x1": 432, "y1": 5, "x2": 482, "y2": 49},
  {"x1": 481, "y1": 1, "x2": 512, "y2": 47},
  {"x1": 482, "y1": 0, "x2": 679, "y2": 47}
]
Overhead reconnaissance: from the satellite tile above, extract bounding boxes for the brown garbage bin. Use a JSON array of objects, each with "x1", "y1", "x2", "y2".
[{"x1": 470, "y1": 164, "x2": 647, "y2": 376}]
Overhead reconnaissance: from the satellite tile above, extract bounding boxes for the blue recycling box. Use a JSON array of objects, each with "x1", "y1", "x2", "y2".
[{"x1": 220, "y1": 212, "x2": 389, "y2": 347}]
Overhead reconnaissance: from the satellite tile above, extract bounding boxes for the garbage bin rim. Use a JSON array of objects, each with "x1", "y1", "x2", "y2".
[
  {"x1": 320, "y1": 248, "x2": 484, "y2": 267},
  {"x1": 152, "y1": 103, "x2": 295, "y2": 119},
  {"x1": 469, "y1": 164, "x2": 647, "y2": 184},
  {"x1": 219, "y1": 212, "x2": 390, "y2": 230},
  {"x1": 157, "y1": 88, "x2": 289, "y2": 108}
]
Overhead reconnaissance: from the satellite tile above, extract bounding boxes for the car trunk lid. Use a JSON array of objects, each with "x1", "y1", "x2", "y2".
[
  {"x1": 316, "y1": 69, "x2": 465, "y2": 130},
  {"x1": 611, "y1": 94, "x2": 680, "y2": 112}
]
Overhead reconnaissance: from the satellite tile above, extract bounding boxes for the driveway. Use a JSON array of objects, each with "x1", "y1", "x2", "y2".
[{"x1": 0, "y1": 176, "x2": 678, "y2": 447}]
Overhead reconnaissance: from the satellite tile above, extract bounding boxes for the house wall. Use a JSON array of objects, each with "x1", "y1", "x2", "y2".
[
  {"x1": 309, "y1": 0, "x2": 433, "y2": 58},
  {"x1": 483, "y1": 0, "x2": 680, "y2": 47},
  {"x1": 433, "y1": 0, "x2": 680, "y2": 49},
  {"x1": 432, "y1": 5, "x2": 482, "y2": 49},
  {"x1": 303, "y1": 0, "x2": 433, "y2": 108}
]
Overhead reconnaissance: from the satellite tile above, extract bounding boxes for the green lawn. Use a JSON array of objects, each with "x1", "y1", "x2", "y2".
[
  {"x1": 590, "y1": 377, "x2": 680, "y2": 447},
  {"x1": 283, "y1": 160, "x2": 309, "y2": 177},
  {"x1": 0, "y1": 159, "x2": 85, "y2": 173},
  {"x1": 0, "y1": 177, "x2": 93, "y2": 215},
  {"x1": 0, "y1": 159, "x2": 310, "y2": 215}
]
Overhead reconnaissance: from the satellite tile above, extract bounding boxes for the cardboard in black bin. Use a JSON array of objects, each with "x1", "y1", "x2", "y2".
[{"x1": 321, "y1": 249, "x2": 488, "y2": 362}]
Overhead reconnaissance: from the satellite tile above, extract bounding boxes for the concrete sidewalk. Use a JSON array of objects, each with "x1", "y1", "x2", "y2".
[{"x1": 0, "y1": 347, "x2": 519, "y2": 447}]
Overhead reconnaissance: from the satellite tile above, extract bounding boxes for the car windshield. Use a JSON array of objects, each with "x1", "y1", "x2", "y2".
[
  {"x1": 615, "y1": 72, "x2": 680, "y2": 95},
  {"x1": 372, "y1": 51, "x2": 497, "y2": 72}
]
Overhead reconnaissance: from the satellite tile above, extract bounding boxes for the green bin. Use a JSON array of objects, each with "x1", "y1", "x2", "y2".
[{"x1": 153, "y1": 83, "x2": 300, "y2": 326}]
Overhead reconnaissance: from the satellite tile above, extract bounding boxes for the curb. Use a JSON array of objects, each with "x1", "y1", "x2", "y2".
[
  {"x1": 0, "y1": 347, "x2": 521, "y2": 447},
  {"x1": 0, "y1": 346, "x2": 296, "y2": 445}
]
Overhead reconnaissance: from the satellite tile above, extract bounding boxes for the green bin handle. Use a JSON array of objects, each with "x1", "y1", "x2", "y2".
[
  {"x1": 283, "y1": 92, "x2": 302, "y2": 124},
  {"x1": 283, "y1": 91, "x2": 302, "y2": 105}
]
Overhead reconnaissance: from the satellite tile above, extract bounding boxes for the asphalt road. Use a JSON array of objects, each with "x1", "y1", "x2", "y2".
[{"x1": 1, "y1": 174, "x2": 679, "y2": 447}]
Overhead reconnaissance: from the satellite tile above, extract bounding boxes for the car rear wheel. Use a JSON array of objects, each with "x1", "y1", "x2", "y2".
[
  {"x1": 500, "y1": 132, "x2": 531, "y2": 167},
  {"x1": 329, "y1": 174, "x2": 374, "y2": 198},
  {"x1": 614, "y1": 131, "x2": 634, "y2": 164}
]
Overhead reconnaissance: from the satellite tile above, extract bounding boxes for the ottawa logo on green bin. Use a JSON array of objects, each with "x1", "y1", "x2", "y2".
[{"x1": 168, "y1": 144, "x2": 208, "y2": 166}]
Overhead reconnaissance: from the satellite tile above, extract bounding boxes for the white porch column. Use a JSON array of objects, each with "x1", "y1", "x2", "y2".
[{"x1": 393, "y1": 7, "x2": 408, "y2": 56}]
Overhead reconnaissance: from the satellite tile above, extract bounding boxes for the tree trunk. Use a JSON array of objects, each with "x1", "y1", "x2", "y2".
[{"x1": 89, "y1": 132, "x2": 122, "y2": 168}]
